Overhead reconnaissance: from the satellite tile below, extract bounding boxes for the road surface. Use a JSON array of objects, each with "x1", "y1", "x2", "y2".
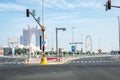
[
  {"x1": 0, "y1": 56, "x2": 120, "y2": 80},
  {"x1": 0, "y1": 57, "x2": 24, "y2": 65}
]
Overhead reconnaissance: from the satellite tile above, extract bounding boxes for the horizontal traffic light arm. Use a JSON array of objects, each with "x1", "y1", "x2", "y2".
[
  {"x1": 26, "y1": 9, "x2": 43, "y2": 30},
  {"x1": 104, "y1": 4, "x2": 120, "y2": 8},
  {"x1": 29, "y1": 12, "x2": 42, "y2": 28}
]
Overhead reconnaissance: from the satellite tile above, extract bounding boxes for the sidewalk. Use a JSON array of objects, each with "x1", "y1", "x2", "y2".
[
  {"x1": 24, "y1": 57, "x2": 78, "y2": 65},
  {"x1": 24, "y1": 54, "x2": 113, "y2": 65},
  {"x1": 111, "y1": 55, "x2": 120, "y2": 61}
]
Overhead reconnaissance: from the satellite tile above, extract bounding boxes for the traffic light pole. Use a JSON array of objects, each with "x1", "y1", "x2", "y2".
[
  {"x1": 42, "y1": 0, "x2": 45, "y2": 52},
  {"x1": 42, "y1": 30, "x2": 45, "y2": 52},
  {"x1": 26, "y1": 0, "x2": 48, "y2": 65},
  {"x1": 29, "y1": 12, "x2": 42, "y2": 28}
]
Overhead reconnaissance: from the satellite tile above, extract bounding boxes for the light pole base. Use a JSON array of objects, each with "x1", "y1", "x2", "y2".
[
  {"x1": 24, "y1": 58, "x2": 29, "y2": 64},
  {"x1": 56, "y1": 58, "x2": 61, "y2": 62}
]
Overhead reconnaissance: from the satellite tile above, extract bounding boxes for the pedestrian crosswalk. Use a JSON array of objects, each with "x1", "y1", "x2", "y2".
[{"x1": 69, "y1": 57, "x2": 120, "y2": 64}]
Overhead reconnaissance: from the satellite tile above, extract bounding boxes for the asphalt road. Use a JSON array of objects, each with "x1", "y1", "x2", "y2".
[
  {"x1": 0, "y1": 57, "x2": 24, "y2": 65},
  {"x1": 0, "y1": 56, "x2": 120, "y2": 80}
]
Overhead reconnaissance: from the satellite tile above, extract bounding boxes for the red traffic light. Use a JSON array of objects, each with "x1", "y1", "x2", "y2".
[
  {"x1": 108, "y1": 0, "x2": 111, "y2": 4},
  {"x1": 107, "y1": 0, "x2": 111, "y2": 9}
]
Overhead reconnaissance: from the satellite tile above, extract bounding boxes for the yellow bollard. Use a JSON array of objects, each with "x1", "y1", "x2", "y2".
[
  {"x1": 24, "y1": 58, "x2": 29, "y2": 64},
  {"x1": 40, "y1": 53, "x2": 48, "y2": 65}
]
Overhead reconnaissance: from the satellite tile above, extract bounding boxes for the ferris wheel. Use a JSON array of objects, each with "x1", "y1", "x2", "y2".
[{"x1": 85, "y1": 35, "x2": 92, "y2": 52}]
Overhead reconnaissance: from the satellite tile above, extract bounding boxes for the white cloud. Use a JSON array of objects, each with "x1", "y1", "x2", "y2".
[
  {"x1": 44, "y1": 0, "x2": 103, "y2": 9},
  {"x1": 79, "y1": 1, "x2": 103, "y2": 8},
  {"x1": 59, "y1": 0, "x2": 74, "y2": 8},
  {"x1": 45, "y1": 12, "x2": 80, "y2": 25},
  {"x1": 44, "y1": 0, "x2": 75, "y2": 9},
  {"x1": 0, "y1": 0, "x2": 103, "y2": 11},
  {"x1": 112, "y1": 0, "x2": 120, "y2": 5},
  {"x1": 0, "y1": 3, "x2": 27, "y2": 12}
]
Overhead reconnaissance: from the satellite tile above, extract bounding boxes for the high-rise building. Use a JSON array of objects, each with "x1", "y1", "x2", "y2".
[{"x1": 20, "y1": 26, "x2": 42, "y2": 47}]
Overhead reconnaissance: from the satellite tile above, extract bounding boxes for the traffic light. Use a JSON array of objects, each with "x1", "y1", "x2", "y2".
[
  {"x1": 105, "y1": 0, "x2": 111, "y2": 11},
  {"x1": 107, "y1": 0, "x2": 111, "y2": 9},
  {"x1": 105, "y1": 2, "x2": 108, "y2": 11},
  {"x1": 26, "y1": 9, "x2": 30, "y2": 17},
  {"x1": 32, "y1": 10, "x2": 36, "y2": 16}
]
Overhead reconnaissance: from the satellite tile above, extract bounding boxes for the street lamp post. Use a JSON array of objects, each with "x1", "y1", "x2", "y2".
[
  {"x1": 72, "y1": 27, "x2": 75, "y2": 54},
  {"x1": 51, "y1": 31, "x2": 54, "y2": 54},
  {"x1": 117, "y1": 16, "x2": 120, "y2": 51},
  {"x1": 56, "y1": 28, "x2": 66, "y2": 62},
  {"x1": 72, "y1": 27, "x2": 75, "y2": 44},
  {"x1": 81, "y1": 35, "x2": 83, "y2": 53}
]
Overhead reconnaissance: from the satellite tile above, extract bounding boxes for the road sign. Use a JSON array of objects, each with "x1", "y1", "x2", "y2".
[
  {"x1": 42, "y1": 41, "x2": 46, "y2": 45},
  {"x1": 71, "y1": 46, "x2": 75, "y2": 52}
]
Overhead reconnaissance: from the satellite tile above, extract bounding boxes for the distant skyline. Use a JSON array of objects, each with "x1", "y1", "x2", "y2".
[{"x1": 0, "y1": 0, "x2": 120, "y2": 52}]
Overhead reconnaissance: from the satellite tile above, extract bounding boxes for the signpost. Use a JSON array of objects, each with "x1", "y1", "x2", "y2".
[
  {"x1": 70, "y1": 42, "x2": 82, "y2": 54},
  {"x1": 42, "y1": 41, "x2": 46, "y2": 45},
  {"x1": 8, "y1": 37, "x2": 18, "y2": 56},
  {"x1": 71, "y1": 46, "x2": 75, "y2": 53}
]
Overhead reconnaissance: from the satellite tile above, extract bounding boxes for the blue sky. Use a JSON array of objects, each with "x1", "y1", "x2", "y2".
[{"x1": 0, "y1": 0, "x2": 120, "y2": 52}]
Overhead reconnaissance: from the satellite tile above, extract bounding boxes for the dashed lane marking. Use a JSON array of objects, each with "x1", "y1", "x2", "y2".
[{"x1": 71, "y1": 60, "x2": 119, "y2": 63}]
